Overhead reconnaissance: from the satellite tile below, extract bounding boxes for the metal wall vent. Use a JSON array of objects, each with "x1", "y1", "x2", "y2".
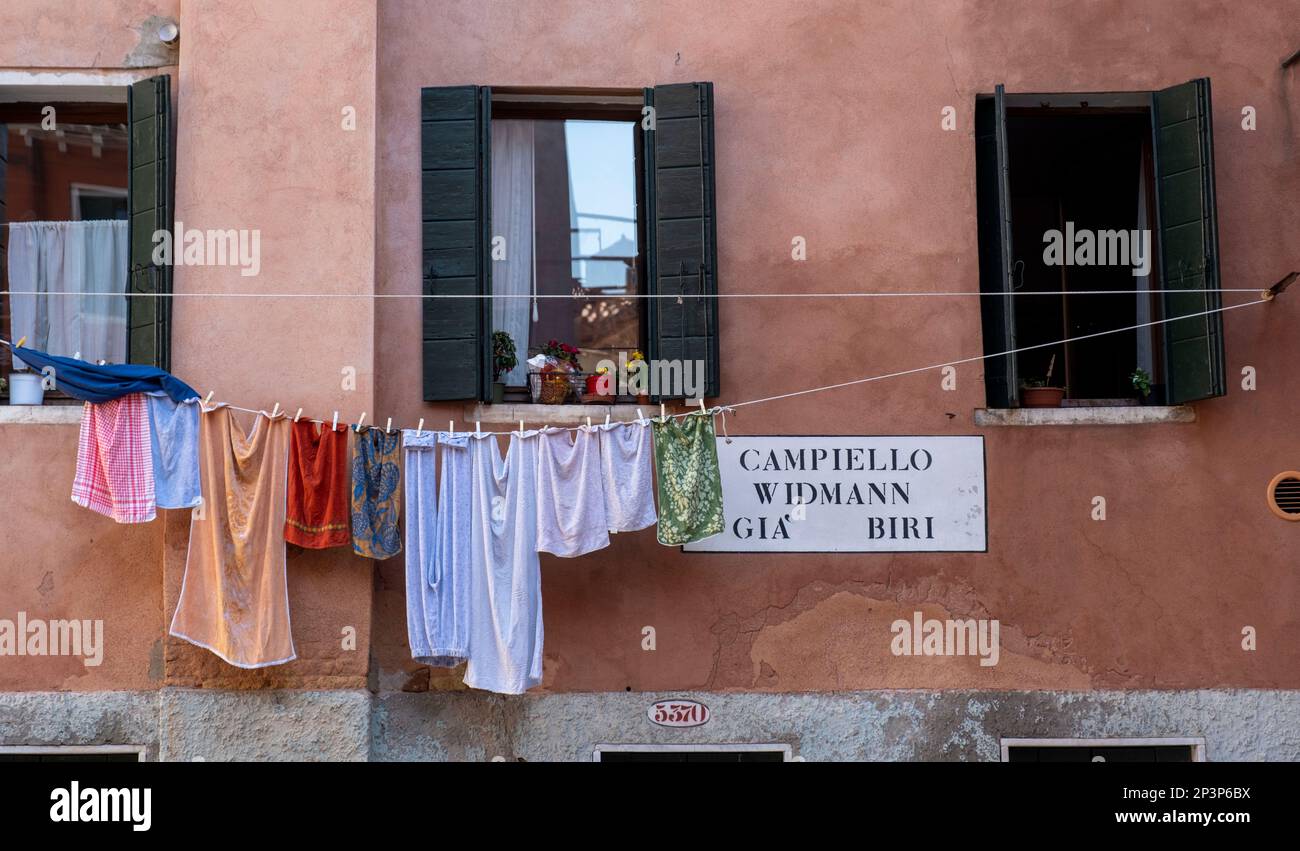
[{"x1": 1267, "y1": 472, "x2": 1300, "y2": 521}]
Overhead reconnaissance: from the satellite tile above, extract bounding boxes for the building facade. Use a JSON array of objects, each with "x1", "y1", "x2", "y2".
[{"x1": 1, "y1": 0, "x2": 1297, "y2": 761}]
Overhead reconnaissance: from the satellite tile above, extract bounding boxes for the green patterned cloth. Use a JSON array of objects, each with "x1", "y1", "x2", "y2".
[{"x1": 652, "y1": 412, "x2": 724, "y2": 546}]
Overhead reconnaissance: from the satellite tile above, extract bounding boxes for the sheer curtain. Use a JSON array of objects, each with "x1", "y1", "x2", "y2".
[
  {"x1": 8, "y1": 220, "x2": 129, "y2": 368},
  {"x1": 491, "y1": 119, "x2": 535, "y2": 387}
]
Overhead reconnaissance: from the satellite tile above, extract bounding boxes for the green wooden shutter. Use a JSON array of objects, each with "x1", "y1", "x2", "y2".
[
  {"x1": 127, "y1": 75, "x2": 172, "y2": 370},
  {"x1": 1152, "y1": 78, "x2": 1226, "y2": 403},
  {"x1": 974, "y1": 84, "x2": 1018, "y2": 407},
  {"x1": 644, "y1": 82, "x2": 720, "y2": 399},
  {"x1": 421, "y1": 85, "x2": 491, "y2": 401}
]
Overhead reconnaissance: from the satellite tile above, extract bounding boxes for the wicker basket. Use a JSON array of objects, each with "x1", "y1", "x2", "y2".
[{"x1": 530, "y1": 370, "x2": 579, "y2": 405}]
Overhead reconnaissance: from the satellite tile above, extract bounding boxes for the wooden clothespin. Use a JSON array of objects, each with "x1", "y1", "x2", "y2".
[
  {"x1": 698, "y1": 398, "x2": 707, "y2": 415},
  {"x1": 449, "y1": 420, "x2": 454, "y2": 436},
  {"x1": 204, "y1": 391, "x2": 215, "y2": 407},
  {"x1": 586, "y1": 416, "x2": 592, "y2": 429},
  {"x1": 293, "y1": 407, "x2": 303, "y2": 423},
  {"x1": 519, "y1": 419, "x2": 525, "y2": 436},
  {"x1": 270, "y1": 402, "x2": 281, "y2": 419},
  {"x1": 660, "y1": 403, "x2": 666, "y2": 422},
  {"x1": 357, "y1": 411, "x2": 367, "y2": 429},
  {"x1": 332, "y1": 411, "x2": 339, "y2": 431},
  {"x1": 417, "y1": 418, "x2": 424, "y2": 435}
]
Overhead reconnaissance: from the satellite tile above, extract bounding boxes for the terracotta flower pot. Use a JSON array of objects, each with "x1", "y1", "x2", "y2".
[{"x1": 1020, "y1": 386, "x2": 1065, "y2": 408}]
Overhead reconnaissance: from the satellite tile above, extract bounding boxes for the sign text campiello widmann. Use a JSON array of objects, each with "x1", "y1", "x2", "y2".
[{"x1": 685, "y1": 436, "x2": 986, "y2": 553}]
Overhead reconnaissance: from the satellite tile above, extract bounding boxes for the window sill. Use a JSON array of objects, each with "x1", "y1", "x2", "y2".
[
  {"x1": 974, "y1": 406, "x2": 1195, "y2": 427},
  {"x1": 465, "y1": 402, "x2": 653, "y2": 427},
  {"x1": 0, "y1": 405, "x2": 83, "y2": 425}
]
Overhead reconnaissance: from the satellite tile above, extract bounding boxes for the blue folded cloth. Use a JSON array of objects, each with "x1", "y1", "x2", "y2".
[{"x1": 9, "y1": 345, "x2": 199, "y2": 404}]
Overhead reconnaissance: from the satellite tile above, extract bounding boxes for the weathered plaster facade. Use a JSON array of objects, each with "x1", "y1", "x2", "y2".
[{"x1": 0, "y1": 1, "x2": 1297, "y2": 760}]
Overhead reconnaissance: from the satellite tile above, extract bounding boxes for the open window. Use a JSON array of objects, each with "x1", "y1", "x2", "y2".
[
  {"x1": 975, "y1": 80, "x2": 1225, "y2": 408},
  {"x1": 419, "y1": 83, "x2": 719, "y2": 403},
  {"x1": 0, "y1": 76, "x2": 173, "y2": 395}
]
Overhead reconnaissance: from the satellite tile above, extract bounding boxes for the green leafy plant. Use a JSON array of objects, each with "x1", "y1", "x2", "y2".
[
  {"x1": 1130, "y1": 367, "x2": 1152, "y2": 397},
  {"x1": 492, "y1": 330, "x2": 518, "y2": 381}
]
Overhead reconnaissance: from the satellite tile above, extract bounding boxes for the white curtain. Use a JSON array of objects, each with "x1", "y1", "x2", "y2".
[
  {"x1": 491, "y1": 119, "x2": 535, "y2": 387},
  {"x1": 8, "y1": 220, "x2": 129, "y2": 368}
]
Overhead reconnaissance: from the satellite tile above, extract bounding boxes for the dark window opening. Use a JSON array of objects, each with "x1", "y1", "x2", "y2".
[
  {"x1": 1008, "y1": 744, "x2": 1195, "y2": 762},
  {"x1": 975, "y1": 81, "x2": 1226, "y2": 410},
  {"x1": 598, "y1": 749, "x2": 786, "y2": 763},
  {"x1": 1006, "y1": 109, "x2": 1161, "y2": 402}
]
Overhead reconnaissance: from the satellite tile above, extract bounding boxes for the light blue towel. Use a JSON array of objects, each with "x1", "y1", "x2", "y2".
[
  {"x1": 145, "y1": 394, "x2": 201, "y2": 509},
  {"x1": 402, "y1": 430, "x2": 470, "y2": 667}
]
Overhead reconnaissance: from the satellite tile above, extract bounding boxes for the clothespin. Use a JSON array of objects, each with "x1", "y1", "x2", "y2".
[
  {"x1": 357, "y1": 411, "x2": 367, "y2": 429},
  {"x1": 417, "y1": 418, "x2": 424, "y2": 435},
  {"x1": 449, "y1": 420, "x2": 454, "y2": 436},
  {"x1": 293, "y1": 407, "x2": 303, "y2": 423},
  {"x1": 586, "y1": 416, "x2": 592, "y2": 429},
  {"x1": 332, "y1": 411, "x2": 339, "y2": 431},
  {"x1": 204, "y1": 391, "x2": 215, "y2": 407},
  {"x1": 386, "y1": 417, "x2": 393, "y2": 433},
  {"x1": 636, "y1": 408, "x2": 644, "y2": 424},
  {"x1": 270, "y1": 402, "x2": 281, "y2": 419},
  {"x1": 660, "y1": 403, "x2": 666, "y2": 422},
  {"x1": 519, "y1": 419, "x2": 525, "y2": 436},
  {"x1": 73, "y1": 351, "x2": 81, "y2": 361},
  {"x1": 605, "y1": 413, "x2": 611, "y2": 427},
  {"x1": 476, "y1": 420, "x2": 481, "y2": 437},
  {"x1": 15, "y1": 336, "x2": 27, "y2": 348},
  {"x1": 698, "y1": 398, "x2": 707, "y2": 415}
]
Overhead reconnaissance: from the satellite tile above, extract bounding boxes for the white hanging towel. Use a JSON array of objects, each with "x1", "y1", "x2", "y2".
[
  {"x1": 464, "y1": 431, "x2": 544, "y2": 695},
  {"x1": 402, "y1": 430, "x2": 470, "y2": 667},
  {"x1": 597, "y1": 420, "x2": 658, "y2": 533},
  {"x1": 535, "y1": 425, "x2": 610, "y2": 557}
]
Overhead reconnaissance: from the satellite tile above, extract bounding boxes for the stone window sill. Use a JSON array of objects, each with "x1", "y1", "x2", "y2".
[
  {"x1": 974, "y1": 406, "x2": 1195, "y2": 427},
  {"x1": 465, "y1": 402, "x2": 656, "y2": 427},
  {"x1": 0, "y1": 405, "x2": 83, "y2": 425}
]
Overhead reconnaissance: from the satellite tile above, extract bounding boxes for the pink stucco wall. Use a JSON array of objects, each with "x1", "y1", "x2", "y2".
[
  {"x1": 1, "y1": 1, "x2": 1297, "y2": 694},
  {"x1": 372, "y1": 0, "x2": 1300, "y2": 691}
]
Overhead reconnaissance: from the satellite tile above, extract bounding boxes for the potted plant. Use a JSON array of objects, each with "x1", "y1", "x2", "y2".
[
  {"x1": 535, "y1": 339, "x2": 581, "y2": 405},
  {"x1": 1130, "y1": 367, "x2": 1153, "y2": 404},
  {"x1": 626, "y1": 350, "x2": 649, "y2": 404},
  {"x1": 491, "y1": 330, "x2": 518, "y2": 404},
  {"x1": 583, "y1": 366, "x2": 614, "y2": 404},
  {"x1": 7, "y1": 368, "x2": 44, "y2": 406},
  {"x1": 1019, "y1": 354, "x2": 1064, "y2": 408}
]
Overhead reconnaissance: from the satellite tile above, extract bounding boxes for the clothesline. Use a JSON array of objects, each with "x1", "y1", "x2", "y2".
[
  {"x1": 0, "y1": 288, "x2": 1261, "y2": 299},
  {"x1": 3, "y1": 295, "x2": 1268, "y2": 436}
]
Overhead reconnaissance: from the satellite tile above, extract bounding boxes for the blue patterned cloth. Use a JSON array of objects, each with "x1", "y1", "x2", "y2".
[{"x1": 350, "y1": 426, "x2": 402, "y2": 560}]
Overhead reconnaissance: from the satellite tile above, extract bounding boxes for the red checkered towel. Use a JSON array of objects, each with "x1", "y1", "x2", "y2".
[{"x1": 71, "y1": 393, "x2": 157, "y2": 523}]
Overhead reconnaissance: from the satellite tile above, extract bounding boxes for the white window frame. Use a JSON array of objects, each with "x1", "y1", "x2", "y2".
[
  {"x1": 592, "y1": 743, "x2": 793, "y2": 762},
  {"x1": 70, "y1": 182, "x2": 129, "y2": 221},
  {"x1": 1000, "y1": 736, "x2": 1207, "y2": 762},
  {"x1": 0, "y1": 744, "x2": 146, "y2": 761}
]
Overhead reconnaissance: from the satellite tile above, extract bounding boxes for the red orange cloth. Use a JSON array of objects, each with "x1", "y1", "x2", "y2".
[{"x1": 285, "y1": 420, "x2": 351, "y2": 548}]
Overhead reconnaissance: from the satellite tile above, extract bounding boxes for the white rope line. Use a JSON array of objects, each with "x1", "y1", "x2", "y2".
[
  {"x1": 727, "y1": 297, "x2": 1268, "y2": 410},
  {"x1": 0, "y1": 288, "x2": 1260, "y2": 299},
  {"x1": 0, "y1": 296, "x2": 1269, "y2": 435}
]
